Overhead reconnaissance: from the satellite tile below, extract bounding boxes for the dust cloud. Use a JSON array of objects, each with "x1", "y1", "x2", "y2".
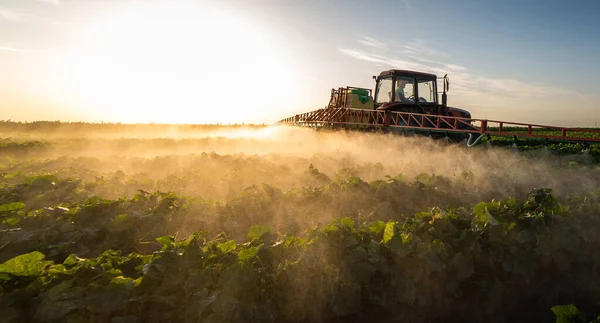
[
  {"x1": 5, "y1": 124, "x2": 598, "y2": 323},
  {"x1": 1, "y1": 124, "x2": 598, "y2": 204}
]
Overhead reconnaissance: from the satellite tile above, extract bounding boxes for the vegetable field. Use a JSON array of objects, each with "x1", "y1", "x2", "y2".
[{"x1": 1, "y1": 122, "x2": 600, "y2": 323}]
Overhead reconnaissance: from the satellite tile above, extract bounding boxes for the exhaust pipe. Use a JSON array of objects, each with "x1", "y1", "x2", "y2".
[{"x1": 442, "y1": 74, "x2": 449, "y2": 107}]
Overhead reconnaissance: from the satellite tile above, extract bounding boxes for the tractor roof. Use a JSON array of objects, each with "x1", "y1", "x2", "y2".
[{"x1": 378, "y1": 69, "x2": 437, "y2": 79}]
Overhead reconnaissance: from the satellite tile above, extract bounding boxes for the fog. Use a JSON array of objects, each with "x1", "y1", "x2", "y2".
[
  {"x1": 1, "y1": 124, "x2": 598, "y2": 204},
  {"x1": 2, "y1": 124, "x2": 599, "y2": 323}
]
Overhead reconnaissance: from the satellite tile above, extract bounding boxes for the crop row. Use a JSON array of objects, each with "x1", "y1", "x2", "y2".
[{"x1": 2, "y1": 173, "x2": 600, "y2": 322}]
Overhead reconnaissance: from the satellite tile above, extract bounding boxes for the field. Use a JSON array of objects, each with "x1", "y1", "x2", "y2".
[{"x1": 1, "y1": 121, "x2": 600, "y2": 323}]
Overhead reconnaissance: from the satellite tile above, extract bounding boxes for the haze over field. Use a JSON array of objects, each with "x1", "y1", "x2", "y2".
[
  {"x1": 2, "y1": 125, "x2": 600, "y2": 322},
  {"x1": 0, "y1": 0, "x2": 599, "y2": 126},
  {"x1": 2, "y1": 125, "x2": 598, "y2": 205}
]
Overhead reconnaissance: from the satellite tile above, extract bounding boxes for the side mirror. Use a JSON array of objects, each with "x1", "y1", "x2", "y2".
[{"x1": 372, "y1": 75, "x2": 376, "y2": 80}]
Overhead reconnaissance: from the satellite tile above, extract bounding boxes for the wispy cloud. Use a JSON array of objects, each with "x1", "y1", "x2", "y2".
[
  {"x1": 0, "y1": 8, "x2": 26, "y2": 22},
  {"x1": 340, "y1": 38, "x2": 584, "y2": 100},
  {"x1": 402, "y1": 39, "x2": 448, "y2": 60},
  {"x1": 357, "y1": 37, "x2": 388, "y2": 50},
  {"x1": 35, "y1": 0, "x2": 61, "y2": 5},
  {"x1": 445, "y1": 64, "x2": 468, "y2": 72},
  {"x1": 339, "y1": 38, "x2": 597, "y2": 125}
]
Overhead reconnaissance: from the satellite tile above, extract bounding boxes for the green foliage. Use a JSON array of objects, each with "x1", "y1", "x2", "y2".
[
  {"x1": 217, "y1": 240, "x2": 236, "y2": 254},
  {"x1": 482, "y1": 131, "x2": 600, "y2": 162},
  {"x1": 238, "y1": 246, "x2": 260, "y2": 261},
  {"x1": 0, "y1": 251, "x2": 51, "y2": 279},
  {"x1": 552, "y1": 305, "x2": 587, "y2": 323},
  {"x1": 247, "y1": 225, "x2": 275, "y2": 242},
  {"x1": 0, "y1": 184, "x2": 599, "y2": 322},
  {"x1": 0, "y1": 202, "x2": 25, "y2": 213},
  {"x1": 0, "y1": 125, "x2": 599, "y2": 322}
]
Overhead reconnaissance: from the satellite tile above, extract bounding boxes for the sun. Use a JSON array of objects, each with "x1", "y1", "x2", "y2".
[{"x1": 60, "y1": 1, "x2": 298, "y2": 124}]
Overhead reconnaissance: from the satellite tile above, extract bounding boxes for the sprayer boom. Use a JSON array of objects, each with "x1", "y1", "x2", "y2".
[{"x1": 275, "y1": 69, "x2": 600, "y2": 147}]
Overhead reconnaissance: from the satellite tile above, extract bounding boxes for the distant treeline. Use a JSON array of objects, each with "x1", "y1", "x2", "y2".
[{"x1": 0, "y1": 120, "x2": 268, "y2": 133}]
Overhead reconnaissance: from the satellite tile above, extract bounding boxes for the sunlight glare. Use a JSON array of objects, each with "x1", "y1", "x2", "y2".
[{"x1": 63, "y1": 1, "x2": 297, "y2": 124}]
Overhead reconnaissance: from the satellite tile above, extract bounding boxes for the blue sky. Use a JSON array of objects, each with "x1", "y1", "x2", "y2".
[{"x1": 0, "y1": 0, "x2": 598, "y2": 126}]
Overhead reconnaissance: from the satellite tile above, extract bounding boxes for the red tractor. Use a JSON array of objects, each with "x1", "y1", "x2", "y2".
[
  {"x1": 372, "y1": 69, "x2": 470, "y2": 120},
  {"x1": 325, "y1": 69, "x2": 473, "y2": 138}
]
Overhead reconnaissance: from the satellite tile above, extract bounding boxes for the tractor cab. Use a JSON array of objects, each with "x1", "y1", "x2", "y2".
[
  {"x1": 373, "y1": 69, "x2": 450, "y2": 115},
  {"x1": 373, "y1": 70, "x2": 438, "y2": 107}
]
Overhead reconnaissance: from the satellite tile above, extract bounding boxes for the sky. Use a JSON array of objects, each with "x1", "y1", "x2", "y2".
[{"x1": 0, "y1": 0, "x2": 599, "y2": 126}]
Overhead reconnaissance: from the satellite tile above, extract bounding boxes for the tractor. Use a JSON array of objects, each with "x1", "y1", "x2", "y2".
[
  {"x1": 326, "y1": 69, "x2": 473, "y2": 139},
  {"x1": 278, "y1": 69, "x2": 600, "y2": 147}
]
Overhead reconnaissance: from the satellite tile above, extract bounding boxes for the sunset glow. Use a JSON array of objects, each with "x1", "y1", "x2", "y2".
[
  {"x1": 0, "y1": 0, "x2": 598, "y2": 126},
  {"x1": 57, "y1": 1, "x2": 298, "y2": 123}
]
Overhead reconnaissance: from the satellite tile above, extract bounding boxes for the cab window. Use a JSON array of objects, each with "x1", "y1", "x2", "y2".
[
  {"x1": 375, "y1": 78, "x2": 393, "y2": 104},
  {"x1": 416, "y1": 79, "x2": 436, "y2": 103},
  {"x1": 395, "y1": 77, "x2": 415, "y2": 103}
]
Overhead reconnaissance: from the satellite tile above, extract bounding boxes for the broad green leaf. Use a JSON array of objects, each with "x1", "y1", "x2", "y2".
[
  {"x1": 551, "y1": 304, "x2": 586, "y2": 323},
  {"x1": 247, "y1": 225, "x2": 274, "y2": 242},
  {"x1": 156, "y1": 235, "x2": 175, "y2": 249},
  {"x1": 347, "y1": 176, "x2": 364, "y2": 186},
  {"x1": 473, "y1": 202, "x2": 488, "y2": 218},
  {"x1": 284, "y1": 234, "x2": 307, "y2": 249},
  {"x1": 339, "y1": 217, "x2": 354, "y2": 231},
  {"x1": 2, "y1": 217, "x2": 20, "y2": 225},
  {"x1": 238, "y1": 246, "x2": 260, "y2": 261},
  {"x1": 83, "y1": 196, "x2": 112, "y2": 207},
  {"x1": 322, "y1": 224, "x2": 339, "y2": 234},
  {"x1": 473, "y1": 202, "x2": 499, "y2": 226},
  {"x1": 0, "y1": 202, "x2": 25, "y2": 213},
  {"x1": 401, "y1": 232, "x2": 414, "y2": 245},
  {"x1": 47, "y1": 264, "x2": 68, "y2": 275},
  {"x1": 24, "y1": 174, "x2": 57, "y2": 186},
  {"x1": 383, "y1": 221, "x2": 395, "y2": 243},
  {"x1": 63, "y1": 254, "x2": 81, "y2": 267},
  {"x1": 505, "y1": 198, "x2": 518, "y2": 208},
  {"x1": 0, "y1": 251, "x2": 52, "y2": 277},
  {"x1": 217, "y1": 240, "x2": 236, "y2": 254},
  {"x1": 109, "y1": 276, "x2": 136, "y2": 291},
  {"x1": 369, "y1": 221, "x2": 386, "y2": 236}
]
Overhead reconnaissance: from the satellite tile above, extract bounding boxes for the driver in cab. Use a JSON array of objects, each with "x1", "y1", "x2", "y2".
[{"x1": 394, "y1": 78, "x2": 415, "y2": 104}]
